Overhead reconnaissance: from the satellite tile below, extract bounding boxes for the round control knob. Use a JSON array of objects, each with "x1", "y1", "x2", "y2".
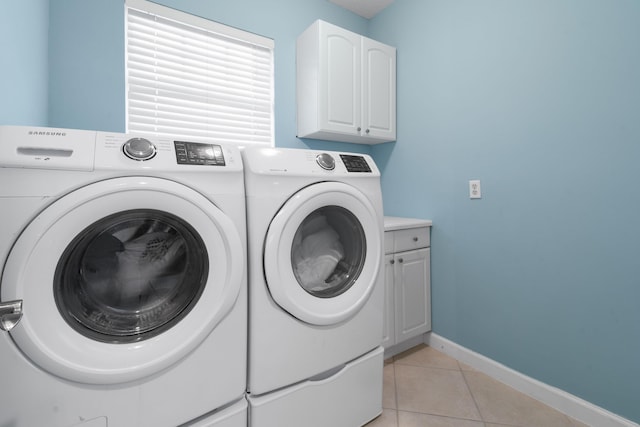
[
  {"x1": 316, "y1": 153, "x2": 335, "y2": 170},
  {"x1": 123, "y1": 137, "x2": 156, "y2": 161}
]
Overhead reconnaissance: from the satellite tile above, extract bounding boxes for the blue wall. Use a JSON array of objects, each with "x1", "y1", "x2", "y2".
[
  {"x1": 46, "y1": 0, "x2": 370, "y2": 154},
  {"x1": 48, "y1": 0, "x2": 125, "y2": 131},
  {"x1": 370, "y1": 0, "x2": 640, "y2": 422},
  {"x1": 2, "y1": 0, "x2": 639, "y2": 423},
  {"x1": 0, "y1": 0, "x2": 49, "y2": 125}
]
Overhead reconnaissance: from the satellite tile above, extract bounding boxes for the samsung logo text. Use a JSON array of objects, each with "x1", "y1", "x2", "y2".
[{"x1": 28, "y1": 131, "x2": 67, "y2": 137}]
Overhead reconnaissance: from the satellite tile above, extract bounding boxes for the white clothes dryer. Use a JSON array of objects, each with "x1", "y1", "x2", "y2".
[
  {"x1": 242, "y1": 147, "x2": 384, "y2": 426},
  {"x1": 0, "y1": 126, "x2": 247, "y2": 427}
]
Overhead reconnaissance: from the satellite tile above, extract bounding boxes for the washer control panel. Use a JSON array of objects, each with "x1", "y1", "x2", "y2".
[
  {"x1": 174, "y1": 141, "x2": 225, "y2": 166},
  {"x1": 340, "y1": 154, "x2": 372, "y2": 173}
]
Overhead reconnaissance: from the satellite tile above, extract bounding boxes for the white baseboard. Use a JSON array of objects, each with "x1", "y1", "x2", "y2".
[{"x1": 425, "y1": 333, "x2": 639, "y2": 427}]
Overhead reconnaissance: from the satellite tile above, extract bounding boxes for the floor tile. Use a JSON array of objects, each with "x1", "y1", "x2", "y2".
[
  {"x1": 375, "y1": 345, "x2": 596, "y2": 427},
  {"x1": 398, "y1": 411, "x2": 485, "y2": 427},
  {"x1": 463, "y1": 370, "x2": 576, "y2": 427},
  {"x1": 458, "y1": 361, "x2": 477, "y2": 372},
  {"x1": 395, "y1": 364, "x2": 482, "y2": 420},
  {"x1": 570, "y1": 419, "x2": 591, "y2": 427},
  {"x1": 365, "y1": 409, "x2": 398, "y2": 427},
  {"x1": 394, "y1": 344, "x2": 461, "y2": 371},
  {"x1": 383, "y1": 362, "x2": 397, "y2": 409}
]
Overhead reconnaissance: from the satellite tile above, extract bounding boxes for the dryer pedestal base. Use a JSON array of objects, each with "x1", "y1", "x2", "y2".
[
  {"x1": 248, "y1": 346, "x2": 383, "y2": 427},
  {"x1": 185, "y1": 398, "x2": 247, "y2": 427}
]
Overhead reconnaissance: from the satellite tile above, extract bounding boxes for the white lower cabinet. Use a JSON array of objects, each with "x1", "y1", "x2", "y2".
[{"x1": 383, "y1": 218, "x2": 432, "y2": 354}]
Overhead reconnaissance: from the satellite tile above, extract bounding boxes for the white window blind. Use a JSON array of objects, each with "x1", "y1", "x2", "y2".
[{"x1": 125, "y1": 0, "x2": 274, "y2": 146}]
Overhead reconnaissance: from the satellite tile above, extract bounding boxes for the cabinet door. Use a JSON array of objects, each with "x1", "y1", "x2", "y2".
[
  {"x1": 362, "y1": 37, "x2": 396, "y2": 141},
  {"x1": 382, "y1": 254, "x2": 395, "y2": 348},
  {"x1": 319, "y1": 23, "x2": 361, "y2": 136},
  {"x1": 394, "y1": 248, "x2": 431, "y2": 342}
]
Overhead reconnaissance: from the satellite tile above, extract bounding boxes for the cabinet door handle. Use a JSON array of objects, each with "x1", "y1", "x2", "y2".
[
  {"x1": 357, "y1": 127, "x2": 362, "y2": 132},
  {"x1": 390, "y1": 259, "x2": 395, "y2": 265},
  {"x1": 365, "y1": 129, "x2": 370, "y2": 134},
  {"x1": 413, "y1": 237, "x2": 418, "y2": 242},
  {"x1": 398, "y1": 258, "x2": 404, "y2": 263}
]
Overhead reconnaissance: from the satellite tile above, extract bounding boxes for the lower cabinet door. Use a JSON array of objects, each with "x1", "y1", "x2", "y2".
[{"x1": 394, "y1": 248, "x2": 431, "y2": 342}]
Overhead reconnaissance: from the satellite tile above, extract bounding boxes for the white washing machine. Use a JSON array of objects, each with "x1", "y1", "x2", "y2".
[
  {"x1": 242, "y1": 147, "x2": 385, "y2": 427},
  {"x1": 0, "y1": 126, "x2": 248, "y2": 427}
]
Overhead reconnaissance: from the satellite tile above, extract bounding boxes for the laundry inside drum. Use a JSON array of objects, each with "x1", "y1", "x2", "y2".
[{"x1": 54, "y1": 209, "x2": 209, "y2": 343}]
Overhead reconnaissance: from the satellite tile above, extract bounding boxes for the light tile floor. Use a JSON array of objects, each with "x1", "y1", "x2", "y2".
[{"x1": 366, "y1": 345, "x2": 590, "y2": 427}]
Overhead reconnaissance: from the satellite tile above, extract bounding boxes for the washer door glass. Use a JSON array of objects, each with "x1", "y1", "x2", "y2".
[
  {"x1": 55, "y1": 209, "x2": 207, "y2": 343},
  {"x1": 291, "y1": 206, "x2": 366, "y2": 298}
]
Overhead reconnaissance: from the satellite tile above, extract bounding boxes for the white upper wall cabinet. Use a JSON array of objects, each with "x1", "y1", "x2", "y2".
[{"x1": 296, "y1": 20, "x2": 396, "y2": 144}]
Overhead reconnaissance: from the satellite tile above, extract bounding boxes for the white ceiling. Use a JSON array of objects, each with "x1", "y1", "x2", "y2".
[{"x1": 328, "y1": 0, "x2": 395, "y2": 19}]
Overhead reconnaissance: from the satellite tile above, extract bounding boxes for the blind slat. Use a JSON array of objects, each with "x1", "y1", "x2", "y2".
[
  {"x1": 125, "y1": 0, "x2": 274, "y2": 146},
  {"x1": 128, "y1": 74, "x2": 273, "y2": 101}
]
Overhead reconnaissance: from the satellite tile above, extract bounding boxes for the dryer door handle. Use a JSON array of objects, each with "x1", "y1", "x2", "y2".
[{"x1": 0, "y1": 299, "x2": 23, "y2": 332}]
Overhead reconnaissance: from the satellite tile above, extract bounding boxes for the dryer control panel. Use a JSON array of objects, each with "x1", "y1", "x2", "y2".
[
  {"x1": 339, "y1": 154, "x2": 372, "y2": 173},
  {"x1": 243, "y1": 148, "x2": 380, "y2": 177}
]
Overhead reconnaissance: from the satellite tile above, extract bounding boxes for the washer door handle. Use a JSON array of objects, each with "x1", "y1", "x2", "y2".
[{"x1": 0, "y1": 300, "x2": 23, "y2": 332}]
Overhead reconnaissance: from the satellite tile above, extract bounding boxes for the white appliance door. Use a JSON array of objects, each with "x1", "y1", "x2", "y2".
[
  {"x1": 264, "y1": 182, "x2": 381, "y2": 325},
  {"x1": 0, "y1": 177, "x2": 243, "y2": 384}
]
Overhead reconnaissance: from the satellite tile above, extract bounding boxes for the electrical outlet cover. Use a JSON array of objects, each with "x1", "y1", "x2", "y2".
[{"x1": 469, "y1": 180, "x2": 481, "y2": 199}]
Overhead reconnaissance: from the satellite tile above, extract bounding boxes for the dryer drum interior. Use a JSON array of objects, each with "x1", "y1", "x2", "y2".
[
  {"x1": 54, "y1": 208, "x2": 209, "y2": 343},
  {"x1": 291, "y1": 205, "x2": 366, "y2": 299}
]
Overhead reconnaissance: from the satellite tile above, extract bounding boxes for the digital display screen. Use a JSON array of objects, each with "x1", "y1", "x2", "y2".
[
  {"x1": 174, "y1": 141, "x2": 225, "y2": 166},
  {"x1": 339, "y1": 154, "x2": 372, "y2": 173}
]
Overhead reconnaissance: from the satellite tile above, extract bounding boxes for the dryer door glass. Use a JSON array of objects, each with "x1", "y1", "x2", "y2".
[
  {"x1": 54, "y1": 209, "x2": 208, "y2": 343},
  {"x1": 264, "y1": 181, "x2": 382, "y2": 326},
  {"x1": 291, "y1": 206, "x2": 366, "y2": 298}
]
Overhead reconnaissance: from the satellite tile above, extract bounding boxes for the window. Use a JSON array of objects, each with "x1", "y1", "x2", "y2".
[{"x1": 125, "y1": 0, "x2": 274, "y2": 146}]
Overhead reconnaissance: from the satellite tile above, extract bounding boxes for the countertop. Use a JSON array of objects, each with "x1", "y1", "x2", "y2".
[{"x1": 384, "y1": 216, "x2": 432, "y2": 231}]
